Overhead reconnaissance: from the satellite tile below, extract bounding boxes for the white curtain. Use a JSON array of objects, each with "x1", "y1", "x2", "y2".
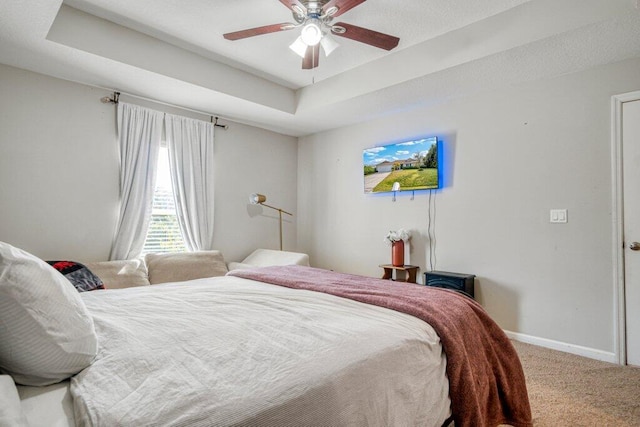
[
  {"x1": 110, "y1": 103, "x2": 164, "y2": 260},
  {"x1": 164, "y1": 114, "x2": 216, "y2": 251}
]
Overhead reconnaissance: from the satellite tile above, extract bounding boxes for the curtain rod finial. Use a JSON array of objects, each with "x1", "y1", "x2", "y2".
[
  {"x1": 213, "y1": 116, "x2": 228, "y2": 130},
  {"x1": 100, "y1": 91, "x2": 120, "y2": 104}
]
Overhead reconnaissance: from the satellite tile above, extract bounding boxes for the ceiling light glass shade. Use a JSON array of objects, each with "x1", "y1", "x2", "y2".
[
  {"x1": 300, "y1": 21, "x2": 322, "y2": 46},
  {"x1": 289, "y1": 36, "x2": 308, "y2": 58},
  {"x1": 320, "y1": 36, "x2": 339, "y2": 56}
]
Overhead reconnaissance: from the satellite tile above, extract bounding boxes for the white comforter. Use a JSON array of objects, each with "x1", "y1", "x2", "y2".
[{"x1": 71, "y1": 276, "x2": 450, "y2": 426}]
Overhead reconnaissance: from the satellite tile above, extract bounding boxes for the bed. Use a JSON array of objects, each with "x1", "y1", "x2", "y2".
[{"x1": 1, "y1": 243, "x2": 532, "y2": 427}]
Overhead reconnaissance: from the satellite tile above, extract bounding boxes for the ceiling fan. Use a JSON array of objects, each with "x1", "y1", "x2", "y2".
[{"x1": 223, "y1": 0, "x2": 400, "y2": 70}]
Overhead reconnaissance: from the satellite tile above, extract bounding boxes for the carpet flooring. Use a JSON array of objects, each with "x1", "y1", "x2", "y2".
[{"x1": 511, "y1": 340, "x2": 640, "y2": 426}]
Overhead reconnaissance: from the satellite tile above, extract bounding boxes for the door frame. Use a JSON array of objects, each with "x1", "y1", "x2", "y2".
[{"x1": 611, "y1": 90, "x2": 640, "y2": 365}]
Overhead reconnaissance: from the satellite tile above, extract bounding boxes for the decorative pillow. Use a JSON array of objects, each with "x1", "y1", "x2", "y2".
[
  {"x1": 46, "y1": 261, "x2": 105, "y2": 292},
  {"x1": 83, "y1": 259, "x2": 150, "y2": 289},
  {"x1": 0, "y1": 242, "x2": 98, "y2": 386},
  {"x1": 145, "y1": 251, "x2": 228, "y2": 285}
]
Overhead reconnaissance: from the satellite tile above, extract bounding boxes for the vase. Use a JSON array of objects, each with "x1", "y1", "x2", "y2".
[{"x1": 391, "y1": 240, "x2": 404, "y2": 267}]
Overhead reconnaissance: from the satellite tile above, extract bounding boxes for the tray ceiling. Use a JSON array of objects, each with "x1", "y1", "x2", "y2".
[{"x1": 1, "y1": 0, "x2": 639, "y2": 136}]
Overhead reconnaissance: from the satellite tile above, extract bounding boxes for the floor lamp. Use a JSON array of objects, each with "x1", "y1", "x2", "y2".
[{"x1": 250, "y1": 193, "x2": 292, "y2": 251}]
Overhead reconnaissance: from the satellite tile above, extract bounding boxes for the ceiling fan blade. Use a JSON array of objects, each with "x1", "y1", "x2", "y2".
[
  {"x1": 302, "y1": 45, "x2": 320, "y2": 69},
  {"x1": 223, "y1": 23, "x2": 294, "y2": 41},
  {"x1": 331, "y1": 22, "x2": 399, "y2": 50},
  {"x1": 278, "y1": 0, "x2": 306, "y2": 13},
  {"x1": 323, "y1": 0, "x2": 366, "y2": 17}
]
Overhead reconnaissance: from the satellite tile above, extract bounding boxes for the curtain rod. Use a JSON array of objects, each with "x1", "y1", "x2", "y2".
[{"x1": 100, "y1": 91, "x2": 229, "y2": 130}]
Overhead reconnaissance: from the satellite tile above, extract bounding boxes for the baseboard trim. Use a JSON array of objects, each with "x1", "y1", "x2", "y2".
[{"x1": 504, "y1": 330, "x2": 617, "y2": 364}]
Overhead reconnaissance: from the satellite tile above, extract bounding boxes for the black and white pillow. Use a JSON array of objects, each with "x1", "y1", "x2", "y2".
[{"x1": 46, "y1": 261, "x2": 105, "y2": 292}]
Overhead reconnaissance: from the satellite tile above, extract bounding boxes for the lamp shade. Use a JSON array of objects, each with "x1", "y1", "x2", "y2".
[
  {"x1": 250, "y1": 193, "x2": 267, "y2": 205},
  {"x1": 300, "y1": 20, "x2": 322, "y2": 46},
  {"x1": 289, "y1": 36, "x2": 308, "y2": 58},
  {"x1": 320, "y1": 36, "x2": 339, "y2": 56}
]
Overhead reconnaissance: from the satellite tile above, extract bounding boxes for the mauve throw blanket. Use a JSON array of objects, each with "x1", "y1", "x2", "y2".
[{"x1": 228, "y1": 266, "x2": 532, "y2": 427}]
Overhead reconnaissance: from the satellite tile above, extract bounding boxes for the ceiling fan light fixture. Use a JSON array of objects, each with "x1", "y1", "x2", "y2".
[
  {"x1": 331, "y1": 25, "x2": 346, "y2": 35},
  {"x1": 300, "y1": 20, "x2": 322, "y2": 46},
  {"x1": 324, "y1": 6, "x2": 339, "y2": 17},
  {"x1": 320, "y1": 35, "x2": 339, "y2": 56},
  {"x1": 289, "y1": 36, "x2": 308, "y2": 58},
  {"x1": 223, "y1": 0, "x2": 399, "y2": 70},
  {"x1": 292, "y1": 5, "x2": 305, "y2": 17}
]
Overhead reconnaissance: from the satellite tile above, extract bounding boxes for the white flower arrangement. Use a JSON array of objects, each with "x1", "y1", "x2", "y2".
[{"x1": 384, "y1": 228, "x2": 410, "y2": 245}]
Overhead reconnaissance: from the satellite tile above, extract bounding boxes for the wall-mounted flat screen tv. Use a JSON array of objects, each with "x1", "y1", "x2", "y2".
[{"x1": 363, "y1": 136, "x2": 440, "y2": 194}]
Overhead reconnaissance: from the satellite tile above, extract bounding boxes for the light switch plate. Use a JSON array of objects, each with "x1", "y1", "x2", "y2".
[{"x1": 550, "y1": 209, "x2": 568, "y2": 223}]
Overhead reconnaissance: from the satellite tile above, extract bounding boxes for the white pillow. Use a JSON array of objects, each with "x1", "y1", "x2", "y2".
[
  {"x1": 0, "y1": 242, "x2": 98, "y2": 386},
  {"x1": 0, "y1": 375, "x2": 27, "y2": 426}
]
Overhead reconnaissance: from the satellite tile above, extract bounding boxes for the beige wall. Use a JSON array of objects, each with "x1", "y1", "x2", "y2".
[
  {"x1": 0, "y1": 64, "x2": 298, "y2": 263},
  {"x1": 297, "y1": 57, "x2": 640, "y2": 355}
]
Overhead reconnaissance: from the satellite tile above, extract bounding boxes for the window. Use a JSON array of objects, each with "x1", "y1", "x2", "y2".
[{"x1": 142, "y1": 147, "x2": 186, "y2": 254}]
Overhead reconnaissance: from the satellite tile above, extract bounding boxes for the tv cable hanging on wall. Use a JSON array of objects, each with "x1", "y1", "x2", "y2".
[{"x1": 427, "y1": 189, "x2": 437, "y2": 271}]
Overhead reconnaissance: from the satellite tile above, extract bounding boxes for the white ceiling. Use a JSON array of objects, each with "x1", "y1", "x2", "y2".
[{"x1": 1, "y1": 0, "x2": 639, "y2": 136}]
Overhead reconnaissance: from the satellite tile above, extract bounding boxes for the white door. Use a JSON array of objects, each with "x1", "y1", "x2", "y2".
[{"x1": 623, "y1": 99, "x2": 640, "y2": 366}]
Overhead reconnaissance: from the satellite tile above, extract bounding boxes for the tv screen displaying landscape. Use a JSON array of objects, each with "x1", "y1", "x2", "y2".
[{"x1": 363, "y1": 136, "x2": 439, "y2": 194}]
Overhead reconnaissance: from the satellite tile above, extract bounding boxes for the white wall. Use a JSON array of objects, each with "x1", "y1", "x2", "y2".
[
  {"x1": 4, "y1": 56, "x2": 639, "y2": 356},
  {"x1": 0, "y1": 64, "x2": 298, "y2": 263},
  {"x1": 297, "y1": 57, "x2": 640, "y2": 355},
  {"x1": 213, "y1": 118, "x2": 298, "y2": 262},
  {"x1": 0, "y1": 64, "x2": 118, "y2": 261}
]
